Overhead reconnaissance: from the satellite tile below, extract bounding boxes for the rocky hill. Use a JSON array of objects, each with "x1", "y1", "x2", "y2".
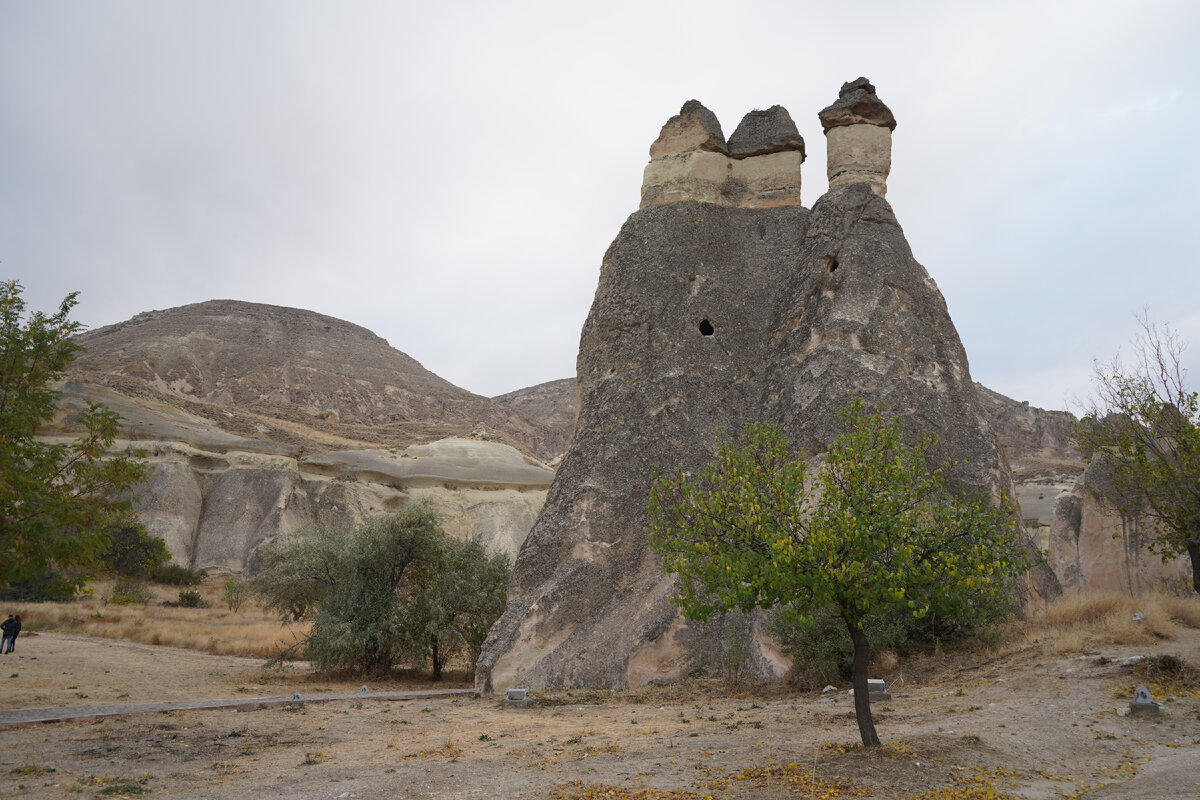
[
  {"x1": 51, "y1": 300, "x2": 560, "y2": 572},
  {"x1": 492, "y1": 378, "x2": 577, "y2": 459},
  {"x1": 70, "y1": 299, "x2": 562, "y2": 460}
]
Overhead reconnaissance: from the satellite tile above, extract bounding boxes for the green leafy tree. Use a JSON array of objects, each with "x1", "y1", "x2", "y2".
[
  {"x1": 253, "y1": 522, "x2": 347, "y2": 623},
  {"x1": 306, "y1": 508, "x2": 444, "y2": 676},
  {"x1": 255, "y1": 507, "x2": 512, "y2": 679},
  {"x1": 1076, "y1": 317, "x2": 1200, "y2": 592},
  {"x1": 100, "y1": 517, "x2": 170, "y2": 580},
  {"x1": 0, "y1": 280, "x2": 147, "y2": 587},
  {"x1": 648, "y1": 400, "x2": 1025, "y2": 747},
  {"x1": 223, "y1": 576, "x2": 247, "y2": 612},
  {"x1": 402, "y1": 536, "x2": 511, "y2": 680},
  {"x1": 255, "y1": 506, "x2": 454, "y2": 677}
]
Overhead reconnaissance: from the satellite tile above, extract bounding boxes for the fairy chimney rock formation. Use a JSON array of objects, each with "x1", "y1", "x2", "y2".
[
  {"x1": 641, "y1": 101, "x2": 805, "y2": 209},
  {"x1": 819, "y1": 77, "x2": 896, "y2": 196},
  {"x1": 477, "y1": 80, "x2": 1059, "y2": 694}
]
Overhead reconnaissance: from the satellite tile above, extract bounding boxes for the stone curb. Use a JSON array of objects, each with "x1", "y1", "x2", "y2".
[{"x1": 0, "y1": 687, "x2": 476, "y2": 728}]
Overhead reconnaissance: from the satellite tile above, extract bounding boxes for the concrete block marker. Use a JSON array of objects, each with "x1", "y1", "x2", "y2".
[
  {"x1": 505, "y1": 687, "x2": 532, "y2": 708},
  {"x1": 1129, "y1": 685, "x2": 1162, "y2": 716},
  {"x1": 849, "y1": 679, "x2": 890, "y2": 700}
]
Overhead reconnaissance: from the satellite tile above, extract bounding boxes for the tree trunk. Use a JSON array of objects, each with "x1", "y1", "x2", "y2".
[
  {"x1": 430, "y1": 635, "x2": 442, "y2": 681},
  {"x1": 847, "y1": 623, "x2": 881, "y2": 747},
  {"x1": 1188, "y1": 539, "x2": 1200, "y2": 594}
]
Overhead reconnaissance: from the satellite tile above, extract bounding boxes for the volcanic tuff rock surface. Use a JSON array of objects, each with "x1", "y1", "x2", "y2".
[
  {"x1": 475, "y1": 88, "x2": 1061, "y2": 692},
  {"x1": 54, "y1": 301, "x2": 558, "y2": 571},
  {"x1": 1049, "y1": 454, "x2": 1192, "y2": 596}
]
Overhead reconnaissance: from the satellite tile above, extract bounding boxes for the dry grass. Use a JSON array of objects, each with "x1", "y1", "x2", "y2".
[
  {"x1": 9, "y1": 580, "x2": 1200, "y2": 677},
  {"x1": 1017, "y1": 590, "x2": 1200, "y2": 653},
  {"x1": 7, "y1": 578, "x2": 308, "y2": 660}
]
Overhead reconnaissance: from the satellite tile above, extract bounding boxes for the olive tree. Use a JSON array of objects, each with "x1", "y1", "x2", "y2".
[
  {"x1": 402, "y1": 536, "x2": 510, "y2": 680},
  {"x1": 254, "y1": 505, "x2": 511, "y2": 679},
  {"x1": 648, "y1": 400, "x2": 1026, "y2": 747}
]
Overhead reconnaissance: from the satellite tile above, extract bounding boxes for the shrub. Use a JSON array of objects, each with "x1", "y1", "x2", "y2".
[
  {"x1": 401, "y1": 535, "x2": 511, "y2": 680},
  {"x1": 0, "y1": 570, "x2": 81, "y2": 602},
  {"x1": 177, "y1": 590, "x2": 210, "y2": 608},
  {"x1": 770, "y1": 600, "x2": 1010, "y2": 690},
  {"x1": 100, "y1": 518, "x2": 170, "y2": 580},
  {"x1": 223, "y1": 577, "x2": 246, "y2": 612},
  {"x1": 108, "y1": 579, "x2": 153, "y2": 606},
  {"x1": 149, "y1": 563, "x2": 206, "y2": 586}
]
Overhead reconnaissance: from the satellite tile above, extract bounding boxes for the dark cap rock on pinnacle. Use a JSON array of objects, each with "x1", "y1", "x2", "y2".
[
  {"x1": 727, "y1": 105, "x2": 806, "y2": 160},
  {"x1": 818, "y1": 77, "x2": 897, "y2": 133}
]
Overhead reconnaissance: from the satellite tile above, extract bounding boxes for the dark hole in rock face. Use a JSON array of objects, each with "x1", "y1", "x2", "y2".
[
  {"x1": 828, "y1": 257, "x2": 839, "y2": 272},
  {"x1": 699, "y1": 319, "x2": 715, "y2": 336}
]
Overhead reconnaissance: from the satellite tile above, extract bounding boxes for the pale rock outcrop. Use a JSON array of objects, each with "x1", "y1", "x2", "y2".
[
  {"x1": 134, "y1": 459, "x2": 204, "y2": 561},
  {"x1": 1050, "y1": 459, "x2": 1192, "y2": 595},
  {"x1": 52, "y1": 383, "x2": 553, "y2": 572},
  {"x1": 476, "y1": 82, "x2": 1060, "y2": 694},
  {"x1": 972, "y1": 384, "x2": 1083, "y2": 547}
]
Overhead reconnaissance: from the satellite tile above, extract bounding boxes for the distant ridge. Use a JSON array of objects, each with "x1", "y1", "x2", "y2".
[{"x1": 69, "y1": 299, "x2": 562, "y2": 459}]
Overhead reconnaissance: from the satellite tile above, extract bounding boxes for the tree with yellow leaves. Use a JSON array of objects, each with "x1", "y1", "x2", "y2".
[{"x1": 648, "y1": 399, "x2": 1026, "y2": 746}]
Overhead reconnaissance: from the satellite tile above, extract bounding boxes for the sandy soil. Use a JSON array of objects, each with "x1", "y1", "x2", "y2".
[{"x1": 1, "y1": 631, "x2": 1198, "y2": 799}]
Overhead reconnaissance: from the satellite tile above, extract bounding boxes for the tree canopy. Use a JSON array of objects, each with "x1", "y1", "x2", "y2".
[
  {"x1": 0, "y1": 280, "x2": 147, "y2": 587},
  {"x1": 99, "y1": 516, "x2": 171, "y2": 581},
  {"x1": 403, "y1": 534, "x2": 510, "y2": 680},
  {"x1": 1076, "y1": 317, "x2": 1200, "y2": 592},
  {"x1": 253, "y1": 505, "x2": 511, "y2": 679},
  {"x1": 648, "y1": 399, "x2": 1026, "y2": 746}
]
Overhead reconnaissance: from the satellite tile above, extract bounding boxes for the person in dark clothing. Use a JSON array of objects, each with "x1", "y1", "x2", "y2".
[
  {"x1": 0, "y1": 615, "x2": 13, "y2": 654},
  {"x1": 2, "y1": 616, "x2": 19, "y2": 653}
]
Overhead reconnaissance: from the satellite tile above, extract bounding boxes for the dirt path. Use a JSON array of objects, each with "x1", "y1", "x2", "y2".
[{"x1": 1, "y1": 632, "x2": 1198, "y2": 799}]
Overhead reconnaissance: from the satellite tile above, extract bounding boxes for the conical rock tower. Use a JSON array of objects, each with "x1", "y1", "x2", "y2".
[{"x1": 476, "y1": 82, "x2": 1060, "y2": 693}]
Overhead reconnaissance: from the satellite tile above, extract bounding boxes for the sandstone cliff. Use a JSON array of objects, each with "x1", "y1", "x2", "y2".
[
  {"x1": 476, "y1": 85, "x2": 1061, "y2": 694},
  {"x1": 972, "y1": 384, "x2": 1083, "y2": 546}
]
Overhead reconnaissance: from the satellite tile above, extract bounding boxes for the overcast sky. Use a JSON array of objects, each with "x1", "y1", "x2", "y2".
[{"x1": 2, "y1": 1, "x2": 1197, "y2": 411}]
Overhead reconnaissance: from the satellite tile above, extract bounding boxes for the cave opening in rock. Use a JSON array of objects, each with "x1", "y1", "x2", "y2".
[{"x1": 698, "y1": 319, "x2": 715, "y2": 336}]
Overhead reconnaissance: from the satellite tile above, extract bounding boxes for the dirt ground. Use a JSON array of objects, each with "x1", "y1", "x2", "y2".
[{"x1": 1, "y1": 631, "x2": 1198, "y2": 799}]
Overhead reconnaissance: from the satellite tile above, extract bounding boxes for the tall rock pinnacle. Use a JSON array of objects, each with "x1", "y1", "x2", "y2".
[{"x1": 476, "y1": 83, "x2": 1060, "y2": 693}]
